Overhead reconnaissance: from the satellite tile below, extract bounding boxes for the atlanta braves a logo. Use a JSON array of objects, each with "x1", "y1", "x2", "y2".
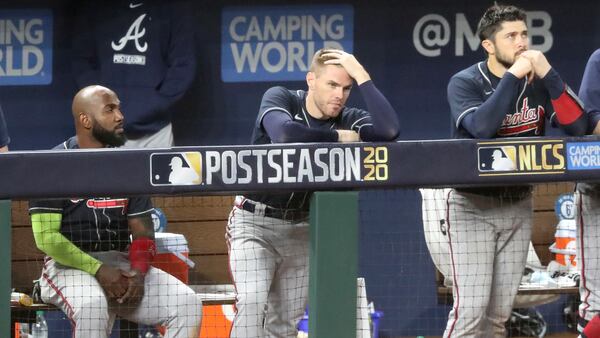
[
  {"x1": 111, "y1": 14, "x2": 148, "y2": 52},
  {"x1": 498, "y1": 97, "x2": 544, "y2": 136}
]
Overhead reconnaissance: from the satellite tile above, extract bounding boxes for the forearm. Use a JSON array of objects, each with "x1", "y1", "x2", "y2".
[
  {"x1": 128, "y1": 215, "x2": 156, "y2": 274},
  {"x1": 358, "y1": 81, "x2": 400, "y2": 141},
  {"x1": 460, "y1": 74, "x2": 521, "y2": 138},
  {"x1": 542, "y1": 69, "x2": 587, "y2": 135},
  {"x1": 263, "y1": 112, "x2": 338, "y2": 143},
  {"x1": 31, "y1": 213, "x2": 102, "y2": 275}
]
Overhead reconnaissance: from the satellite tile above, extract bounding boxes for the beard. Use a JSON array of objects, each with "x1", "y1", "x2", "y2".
[
  {"x1": 495, "y1": 51, "x2": 515, "y2": 69},
  {"x1": 92, "y1": 121, "x2": 126, "y2": 147}
]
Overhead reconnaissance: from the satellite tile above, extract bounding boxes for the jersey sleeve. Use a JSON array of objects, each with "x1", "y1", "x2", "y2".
[
  {"x1": 346, "y1": 81, "x2": 400, "y2": 141},
  {"x1": 127, "y1": 196, "x2": 154, "y2": 217},
  {"x1": 29, "y1": 199, "x2": 65, "y2": 214},
  {"x1": 579, "y1": 49, "x2": 600, "y2": 134},
  {"x1": 260, "y1": 86, "x2": 338, "y2": 143},
  {"x1": 29, "y1": 201, "x2": 103, "y2": 275},
  {"x1": 0, "y1": 107, "x2": 9, "y2": 148},
  {"x1": 540, "y1": 68, "x2": 587, "y2": 136},
  {"x1": 448, "y1": 72, "x2": 521, "y2": 138}
]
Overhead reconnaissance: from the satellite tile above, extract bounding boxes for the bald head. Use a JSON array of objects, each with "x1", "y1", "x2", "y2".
[
  {"x1": 72, "y1": 85, "x2": 117, "y2": 119},
  {"x1": 72, "y1": 85, "x2": 126, "y2": 148}
]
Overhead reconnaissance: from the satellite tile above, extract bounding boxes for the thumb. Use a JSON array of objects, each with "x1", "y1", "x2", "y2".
[{"x1": 121, "y1": 269, "x2": 137, "y2": 278}]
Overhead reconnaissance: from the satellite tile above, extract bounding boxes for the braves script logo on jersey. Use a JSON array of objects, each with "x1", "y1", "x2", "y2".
[
  {"x1": 111, "y1": 14, "x2": 148, "y2": 65},
  {"x1": 498, "y1": 97, "x2": 544, "y2": 136}
]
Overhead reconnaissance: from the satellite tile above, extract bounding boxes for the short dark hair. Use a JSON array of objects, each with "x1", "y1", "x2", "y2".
[{"x1": 476, "y1": 4, "x2": 527, "y2": 41}]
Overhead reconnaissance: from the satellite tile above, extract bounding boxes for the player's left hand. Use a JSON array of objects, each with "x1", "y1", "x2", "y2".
[
  {"x1": 519, "y1": 50, "x2": 551, "y2": 79},
  {"x1": 117, "y1": 270, "x2": 145, "y2": 305},
  {"x1": 321, "y1": 50, "x2": 371, "y2": 85}
]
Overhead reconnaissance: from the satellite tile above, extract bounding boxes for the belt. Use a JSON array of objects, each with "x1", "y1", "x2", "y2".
[{"x1": 238, "y1": 199, "x2": 308, "y2": 220}]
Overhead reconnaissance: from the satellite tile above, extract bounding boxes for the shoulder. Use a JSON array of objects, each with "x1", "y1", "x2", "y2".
[
  {"x1": 263, "y1": 86, "x2": 297, "y2": 100},
  {"x1": 449, "y1": 63, "x2": 484, "y2": 88},
  {"x1": 53, "y1": 136, "x2": 78, "y2": 150}
]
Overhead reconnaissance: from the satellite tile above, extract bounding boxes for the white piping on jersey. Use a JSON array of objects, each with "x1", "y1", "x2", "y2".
[
  {"x1": 92, "y1": 205, "x2": 101, "y2": 249},
  {"x1": 515, "y1": 76, "x2": 528, "y2": 114},
  {"x1": 550, "y1": 112, "x2": 556, "y2": 123},
  {"x1": 350, "y1": 116, "x2": 369, "y2": 130},
  {"x1": 357, "y1": 123, "x2": 373, "y2": 132},
  {"x1": 128, "y1": 208, "x2": 154, "y2": 217},
  {"x1": 477, "y1": 62, "x2": 494, "y2": 93},
  {"x1": 454, "y1": 61, "x2": 492, "y2": 128},
  {"x1": 102, "y1": 206, "x2": 118, "y2": 237},
  {"x1": 455, "y1": 107, "x2": 478, "y2": 129},
  {"x1": 301, "y1": 107, "x2": 311, "y2": 128},
  {"x1": 30, "y1": 207, "x2": 62, "y2": 212}
]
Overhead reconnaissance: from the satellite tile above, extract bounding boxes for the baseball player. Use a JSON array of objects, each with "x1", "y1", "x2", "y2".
[
  {"x1": 0, "y1": 105, "x2": 9, "y2": 152},
  {"x1": 29, "y1": 85, "x2": 202, "y2": 338},
  {"x1": 575, "y1": 48, "x2": 600, "y2": 336},
  {"x1": 422, "y1": 4, "x2": 587, "y2": 337},
  {"x1": 226, "y1": 49, "x2": 400, "y2": 338}
]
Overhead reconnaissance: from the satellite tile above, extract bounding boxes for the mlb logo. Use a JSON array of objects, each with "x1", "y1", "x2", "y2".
[
  {"x1": 478, "y1": 146, "x2": 517, "y2": 172},
  {"x1": 150, "y1": 152, "x2": 202, "y2": 186}
]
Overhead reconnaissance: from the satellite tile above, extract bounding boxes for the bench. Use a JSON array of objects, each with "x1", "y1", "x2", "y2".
[
  {"x1": 10, "y1": 195, "x2": 235, "y2": 335},
  {"x1": 435, "y1": 182, "x2": 579, "y2": 304}
]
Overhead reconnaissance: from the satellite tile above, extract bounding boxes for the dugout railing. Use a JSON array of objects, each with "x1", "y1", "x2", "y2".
[{"x1": 3, "y1": 136, "x2": 600, "y2": 337}]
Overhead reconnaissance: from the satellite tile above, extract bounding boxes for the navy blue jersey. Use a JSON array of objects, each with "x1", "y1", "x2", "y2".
[
  {"x1": 448, "y1": 61, "x2": 563, "y2": 139},
  {"x1": 579, "y1": 49, "x2": 600, "y2": 132},
  {"x1": 0, "y1": 106, "x2": 9, "y2": 147},
  {"x1": 72, "y1": 0, "x2": 196, "y2": 137},
  {"x1": 29, "y1": 137, "x2": 154, "y2": 252},
  {"x1": 246, "y1": 82, "x2": 399, "y2": 210}
]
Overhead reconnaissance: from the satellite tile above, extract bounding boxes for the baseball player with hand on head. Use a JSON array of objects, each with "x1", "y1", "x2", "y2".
[
  {"x1": 575, "y1": 49, "x2": 600, "y2": 338},
  {"x1": 422, "y1": 4, "x2": 587, "y2": 337},
  {"x1": 29, "y1": 85, "x2": 202, "y2": 338},
  {"x1": 227, "y1": 49, "x2": 399, "y2": 338}
]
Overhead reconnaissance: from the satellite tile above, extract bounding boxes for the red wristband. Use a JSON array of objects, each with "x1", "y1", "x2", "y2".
[
  {"x1": 552, "y1": 86, "x2": 584, "y2": 125},
  {"x1": 129, "y1": 237, "x2": 156, "y2": 274}
]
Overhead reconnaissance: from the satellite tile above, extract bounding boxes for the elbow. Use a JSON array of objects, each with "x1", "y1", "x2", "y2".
[{"x1": 468, "y1": 127, "x2": 497, "y2": 139}]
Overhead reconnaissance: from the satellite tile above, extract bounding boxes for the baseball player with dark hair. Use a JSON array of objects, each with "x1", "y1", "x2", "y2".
[
  {"x1": 227, "y1": 49, "x2": 400, "y2": 337},
  {"x1": 422, "y1": 4, "x2": 587, "y2": 337},
  {"x1": 29, "y1": 85, "x2": 202, "y2": 338},
  {"x1": 576, "y1": 49, "x2": 600, "y2": 337},
  {"x1": 0, "y1": 105, "x2": 9, "y2": 152}
]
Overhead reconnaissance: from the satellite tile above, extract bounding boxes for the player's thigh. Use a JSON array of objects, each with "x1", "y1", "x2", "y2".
[
  {"x1": 118, "y1": 267, "x2": 202, "y2": 326},
  {"x1": 40, "y1": 261, "x2": 108, "y2": 316}
]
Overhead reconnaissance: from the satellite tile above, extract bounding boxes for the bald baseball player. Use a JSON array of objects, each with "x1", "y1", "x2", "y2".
[
  {"x1": 227, "y1": 49, "x2": 399, "y2": 338},
  {"x1": 576, "y1": 49, "x2": 600, "y2": 336},
  {"x1": 29, "y1": 85, "x2": 202, "y2": 338},
  {"x1": 423, "y1": 4, "x2": 587, "y2": 337}
]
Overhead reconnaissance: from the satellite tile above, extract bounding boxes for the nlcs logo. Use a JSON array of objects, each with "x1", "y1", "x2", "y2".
[{"x1": 477, "y1": 141, "x2": 565, "y2": 176}]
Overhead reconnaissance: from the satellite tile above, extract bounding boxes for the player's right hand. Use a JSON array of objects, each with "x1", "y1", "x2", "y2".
[
  {"x1": 336, "y1": 129, "x2": 360, "y2": 142},
  {"x1": 95, "y1": 264, "x2": 129, "y2": 299},
  {"x1": 117, "y1": 270, "x2": 145, "y2": 305},
  {"x1": 507, "y1": 56, "x2": 533, "y2": 80}
]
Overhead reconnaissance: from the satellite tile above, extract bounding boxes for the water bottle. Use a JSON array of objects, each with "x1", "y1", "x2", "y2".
[{"x1": 31, "y1": 310, "x2": 48, "y2": 338}]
